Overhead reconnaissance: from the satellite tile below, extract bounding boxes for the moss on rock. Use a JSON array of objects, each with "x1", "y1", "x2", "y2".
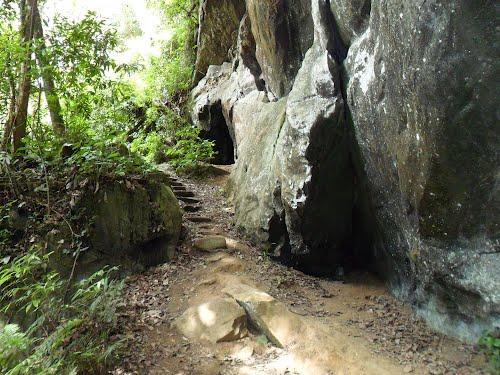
[{"x1": 47, "y1": 173, "x2": 182, "y2": 276}]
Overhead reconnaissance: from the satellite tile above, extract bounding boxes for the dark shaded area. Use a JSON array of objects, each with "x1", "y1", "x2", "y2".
[
  {"x1": 132, "y1": 236, "x2": 175, "y2": 268},
  {"x1": 265, "y1": 110, "x2": 383, "y2": 280},
  {"x1": 199, "y1": 102, "x2": 235, "y2": 165},
  {"x1": 345, "y1": 113, "x2": 391, "y2": 278}
]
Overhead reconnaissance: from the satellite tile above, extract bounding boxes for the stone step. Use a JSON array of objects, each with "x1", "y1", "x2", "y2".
[
  {"x1": 186, "y1": 216, "x2": 212, "y2": 223},
  {"x1": 178, "y1": 197, "x2": 200, "y2": 204},
  {"x1": 170, "y1": 181, "x2": 184, "y2": 188},
  {"x1": 199, "y1": 224, "x2": 214, "y2": 230},
  {"x1": 173, "y1": 185, "x2": 186, "y2": 192},
  {"x1": 175, "y1": 191, "x2": 195, "y2": 198},
  {"x1": 198, "y1": 227, "x2": 225, "y2": 236},
  {"x1": 193, "y1": 236, "x2": 227, "y2": 252},
  {"x1": 183, "y1": 205, "x2": 201, "y2": 213}
]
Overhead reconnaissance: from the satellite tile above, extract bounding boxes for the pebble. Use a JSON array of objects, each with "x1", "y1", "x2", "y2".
[{"x1": 404, "y1": 365, "x2": 413, "y2": 373}]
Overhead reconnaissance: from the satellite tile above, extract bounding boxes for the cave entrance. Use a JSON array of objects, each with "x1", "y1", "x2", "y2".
[{"x1": 200, "y1": 102, "x2": 235, "y2": 165}]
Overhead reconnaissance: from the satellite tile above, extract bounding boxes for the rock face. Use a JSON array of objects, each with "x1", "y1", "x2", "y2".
[
  {"x1": 193, "y1": 0, "x2": 246, "y2": 84},
  {"x1": 344, "y1": 1, "x2": 499, "y2": 340},
  {"x1": 246, "y1": 0, "x2": 314, "y2": 97},
  {"x1": 330, "y1": 0, "x2": 371, "y2": 46},
  {"x1": 190, "y1": 0, "x2": 499, "y2": 341},
  {"x1": 49, "y1": 174, "x2": 182, "y2": 275},
  {"x1": 88, "y1": 176, "x2": 182, "y2": 268}
]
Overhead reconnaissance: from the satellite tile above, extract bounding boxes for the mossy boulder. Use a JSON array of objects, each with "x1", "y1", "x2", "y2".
[{"x1": 48, "y1": 174, "x2": 182, "y2": 276}]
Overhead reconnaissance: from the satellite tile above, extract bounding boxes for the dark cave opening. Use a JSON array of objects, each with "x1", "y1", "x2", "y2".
[
  {"x1": 341, "y1": 105, "x2": 391, "y2": 282},
  {"x1": 199, "y1": 102, "x2": 235, "y2": 165}
]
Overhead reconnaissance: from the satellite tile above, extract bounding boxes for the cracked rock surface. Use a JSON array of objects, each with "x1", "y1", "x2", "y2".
[{"x1": 190, "y1": 0, "x2": 499, "y2": 341}]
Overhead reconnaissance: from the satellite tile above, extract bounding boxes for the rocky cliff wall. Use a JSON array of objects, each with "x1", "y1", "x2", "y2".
[{"x1": 190, "y1": 0, "x2": 499, "y2": 342}]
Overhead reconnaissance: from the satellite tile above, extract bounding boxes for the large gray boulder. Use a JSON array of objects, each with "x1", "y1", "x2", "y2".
[
  {"x1": 229, "y1": 97, "x2": 287, "y2": 239},
  {"x1": 210, "y1": 2, "x2": 354, "y2": 272},
  {"x1": 48, "y1": 174, "x2": 182, "y2": 275},
  {"x1": 344, "y1": 0, "x2": 499, "y2": 340},
  {"x1": 190, "y1": 0, "x2": 499, "y2": 341},
  {"x1": 277, "y1": 0, "x2": 352, "y2": 271}
]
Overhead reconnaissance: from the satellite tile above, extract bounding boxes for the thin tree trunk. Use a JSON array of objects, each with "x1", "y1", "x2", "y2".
[
  {"x1": 12, "y1": 0, "x2": 36, "y2": 153},
  {"x1": 32, "y1": 2, "x2": 65, "y2": 136},
  {"x1": 1, "y1": 56, "x2": 17, "y2": 151}
]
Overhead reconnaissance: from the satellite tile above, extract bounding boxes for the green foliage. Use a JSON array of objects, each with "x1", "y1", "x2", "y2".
[
  {"x1": 0, "y1": 200, "x2": 14, "y2": 247},
  {"x1": 150, "y1": 0, "x2": 199, "y2": 27},
  {"x1": 479, "y1": 331, "x2": 500, "y2": 374},
  {"x1": 119, "y1": 5, "x2": 143, "y2": 39},
  {"x1": 44, "y1": 12, "x2": 120, "y2": 123},
  {"x1": 19, "y1": 127, "x2": 154, "y2": 184},
  {"x1": 2, "y1": 0, "x2": 213, "y2": 175},
  {"x1": 142, "y1": 0, "x2": 198, "y2": 101},
  {"x1": 0, "y1": 251, "x2": 124, "y2": 375},
  {"x1": 130, "y1": 106, "x2": 214, "y2": 172},
  {"x1": 143, "y1": 37, "x2": 193, "y2": 101},
  {"x1": 129, "y1": 0, "x2": 216, "y2": 173},
  {"x1": 0, "y1": 324, "x2": 31, "y2": 370},
  {"x1": 64, "y1": 139, "x2": 154, "y2": 178},
  {"x1": 0, "y1": 7, "x2": 27, "y2": 125},
  {"x1": 16, "y1": 12, "x2": 151, "y2": 179},
  {"x1": 0, "y1": 251, "x2": 59, "y2": 316},
  {"x1": 0, "y1": 1, "x2": 213, "y2": 372},
  {"x1": 165, "y1": 125, "x2": 214, "y2": 172}
]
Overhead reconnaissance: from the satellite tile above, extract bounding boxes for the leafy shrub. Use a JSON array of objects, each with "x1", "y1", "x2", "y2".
[
  {"x1": 45, "y1": 12, "x2": 120, "y2": 123},
  {"x1": 479, "y1": 330, "x2": 500, "y2": 374},
  {"x1": 0, "y1": 324, "x2": 31, "y2": 371},
  {"x1": 0, "y1": 252, "x2": 124, "y2": 374},
  {"x1": 165, "y1": 126, "x2": 215, "y2": 173},
  {"x1": 130, "y1": 106, "x2": 214, "y2": 172},
  {"x1": 142, "y1": 0, "x2": 198, "y2": 102},
  {"x1": 64, "y1": 140, "x2": 154, "y2": 177}
]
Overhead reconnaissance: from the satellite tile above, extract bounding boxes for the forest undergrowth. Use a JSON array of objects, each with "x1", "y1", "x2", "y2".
[{"x1": 0, "y1": 1, "x2": 209, "y2": 373}]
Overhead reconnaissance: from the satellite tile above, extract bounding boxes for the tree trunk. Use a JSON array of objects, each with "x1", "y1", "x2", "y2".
[
  {"x1": 1, "y1": 57, "x2": 17, "y2": 151},
  {"x1": 32, "y1": 2, "x2": 65, "y2": 136},
  {"x1": 12, "y1": 0, "x2": 36, "y2": 153}
]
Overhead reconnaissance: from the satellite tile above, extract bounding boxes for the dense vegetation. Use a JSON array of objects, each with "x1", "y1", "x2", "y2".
[{"x1": 0, "y1": 0, "x2": 209, "y2": 373}]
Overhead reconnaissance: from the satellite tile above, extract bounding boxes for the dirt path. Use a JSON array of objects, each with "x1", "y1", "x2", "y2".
[{"x1": 111, "y1": 166, "x2": 486, "y2": 375}]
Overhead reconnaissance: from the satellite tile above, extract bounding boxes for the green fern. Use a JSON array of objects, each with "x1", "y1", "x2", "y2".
[
  {"x1": 479, "y1": 331, "x2": 500, "y2": 374},
  {"x1": 0, "y1": 253, "x2": 124, "y2": 374}
]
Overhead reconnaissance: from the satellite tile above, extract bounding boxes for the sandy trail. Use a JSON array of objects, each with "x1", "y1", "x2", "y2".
[{"x1": 112, "y1": 166, "x2": 486, "y2": 375}]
